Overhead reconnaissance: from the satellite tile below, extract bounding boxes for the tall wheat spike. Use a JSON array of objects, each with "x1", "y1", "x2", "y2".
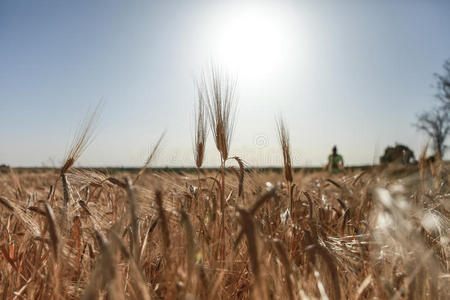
[
  {"x1": 194, "y1": 83, "x2": 208, "y2": 169},
  {"x1": 276, "y1": 117, "x2": 293, "y2": 184},
  {"x1": 61, "y1": 102, "x2": 102, "y2": 175},
  {"x1": 134, "y1": 132, "x2": 165, "y2": 184},
  {"x1": 277, "y1": 117, "x2": 294, "y2": 213},
  {"x1": 200, "y1": 66, "x2": 237, "y2": 161}
]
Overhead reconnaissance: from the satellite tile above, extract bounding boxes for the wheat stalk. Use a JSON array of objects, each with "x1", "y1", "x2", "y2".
[
  {"x1": 276, "y1": 117, "x2": 294, "y2": 215},
  {"x1": 134, "y1": 132, "x2": 165, "y2": 184},
  {"x1": 198, "y1": 66, "x2": 238, "y2": 262},
  {"x1": 194, "y1": 84, "x2": 208, "y2": 169}
]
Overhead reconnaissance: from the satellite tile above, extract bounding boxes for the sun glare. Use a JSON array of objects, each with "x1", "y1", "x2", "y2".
[{"x1": 211, "y1": 7, "x2": 290, "y2": 81}]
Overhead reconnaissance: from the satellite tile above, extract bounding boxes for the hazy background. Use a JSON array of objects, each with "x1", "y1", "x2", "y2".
[{"x1": 1, "y1": 0, "x2": 450, "y2": 168}]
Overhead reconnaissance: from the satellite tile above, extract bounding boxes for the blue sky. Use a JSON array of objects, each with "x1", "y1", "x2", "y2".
[{"x1": 1, "y1": 0, "x2": 450, "y2": 167}]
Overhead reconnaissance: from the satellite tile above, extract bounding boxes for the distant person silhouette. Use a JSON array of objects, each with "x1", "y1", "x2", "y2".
[{"x1": 327, "y1": 145, "x2": 344, "y2": 173}]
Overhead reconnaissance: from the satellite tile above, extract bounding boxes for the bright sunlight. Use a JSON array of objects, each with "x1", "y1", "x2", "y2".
[{"x1": 210, "y1": 6, "x2": 291, "y2": 81}]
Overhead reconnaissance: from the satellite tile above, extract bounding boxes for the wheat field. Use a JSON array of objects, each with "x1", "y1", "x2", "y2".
[
  {"x1": 1, "y1": 73, "x2": 449, "y2": 299},
  {"x1": 0, "y1": 159, "x2": 448, "y2": 299}
]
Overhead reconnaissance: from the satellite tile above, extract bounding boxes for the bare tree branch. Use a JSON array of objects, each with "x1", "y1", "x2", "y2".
[
  {"x1": 414, "y1": 108, "x2": 450, "y2": 158},
  {"x1": 435, "y1": 58, "x2": 450, "y2": 110}
]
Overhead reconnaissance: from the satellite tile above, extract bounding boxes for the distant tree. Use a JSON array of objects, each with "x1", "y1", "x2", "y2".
[
  {"x1": 414, "y1": 59, "x2": 450, "y2": 158},
  {"x1": 435, "y1": 58, "x2": 450, "y2": 110},
  {"x1": 380, "y1": 144, "x2": 415, "y2": 164},
  {"x1": 415, "y1": 107, "x2": 450, "y2": 158}
]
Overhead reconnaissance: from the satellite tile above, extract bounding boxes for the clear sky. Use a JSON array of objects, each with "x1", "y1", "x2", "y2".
[{"x1": 1, "y1": 0, "x2": 450, "y2": 167}]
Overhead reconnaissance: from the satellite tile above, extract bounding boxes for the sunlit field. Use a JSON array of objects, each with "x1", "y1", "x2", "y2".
[
  {"x1": 0, "y1": 155, "x2": 448, "y2": 299},
  {"x1": 2, "y1": 3, "x2": 450, "y2": 298}
]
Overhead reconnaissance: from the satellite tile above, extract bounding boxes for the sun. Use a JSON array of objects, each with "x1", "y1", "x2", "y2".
[{"x1": 210, "y1": 6, "x2": 290, "y2": 81}]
